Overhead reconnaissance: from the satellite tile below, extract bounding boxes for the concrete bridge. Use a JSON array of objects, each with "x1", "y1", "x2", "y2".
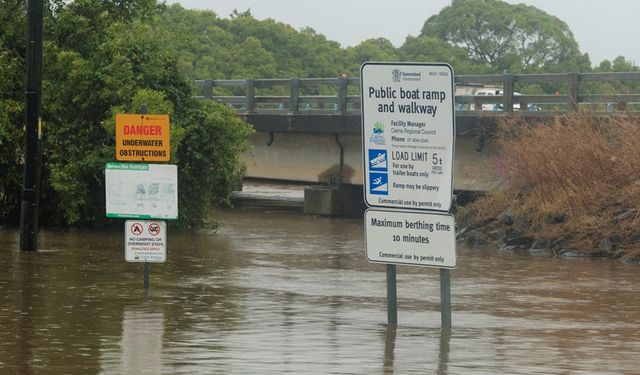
[{"x1": 196, "y1": 72, "x2": 640, "y2": 215}]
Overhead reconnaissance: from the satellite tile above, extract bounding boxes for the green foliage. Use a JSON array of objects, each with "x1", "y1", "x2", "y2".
[
  {"x1": 398, "y1": 35, "x2": 488, "y2": 74},
  {"x1": 421, "y1": 0, "x2": 591, "y2": 73},
  {"x1": 41, "y1": 1, "x2": 189, "y2": 225},
  {"x1": 0, "y1": 0, "x2": 26, "y2": 54},
  {"x1": 0, "y1": 8, "x2": 26, "y2": 222},
  {"x1": 176, "y1": 100, "x2": 253, "y2": 228},
  {"x1": 343, "y1": 38, "x2": 397, "y2": 74},
  {"x1": 0, "y1": 0, "x2": 255, "y2": 228},
  {"x1": 0, "y1": 96, "x2": 23, "y2": 223},
  {"x1": 162, "y1": 5, "x2": 345, "y2": 79}
]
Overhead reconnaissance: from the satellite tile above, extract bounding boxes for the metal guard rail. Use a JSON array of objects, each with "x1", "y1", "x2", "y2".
[{"x1": 194, "y1": 72, "x2": 640, "y2": 115}]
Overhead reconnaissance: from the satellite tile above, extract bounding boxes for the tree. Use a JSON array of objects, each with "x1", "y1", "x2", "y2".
[
  {"x1": 227, "y1": 36, "x2": 277, "y2": 78},
  {"x1": 343, "y1": 38, "x2": 397, "y2": 74},
  {"x1": 177, "y1": 100, "x2": 253, "y2": 227},
  {"x1": 0, "y1": 50, "x2": 23, "y2": 222},
  {"x1": 0, "y1": 0, "x2": 26, "y2": 223},
  {"x1": 591, "y1": 56, "x2": 640, "y2": 99},
  {"x1": 398, "y1": 35, "x2": 486, "y2": 74},
  {"x1": 0, "y1": 0, "x2": 254, "y2": 227},
  {"x1": 421, "y1": 0, "x2": 590, "y2": 73}
]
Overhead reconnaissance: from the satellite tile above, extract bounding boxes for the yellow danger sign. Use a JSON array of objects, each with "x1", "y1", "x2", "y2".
[{"x1": 116, "y1": 114, "x2": 170, "y2": 162}]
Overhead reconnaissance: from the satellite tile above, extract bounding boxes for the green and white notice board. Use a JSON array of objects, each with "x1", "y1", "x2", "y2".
[{"x1": 105, "y1": 162, "x2": 178, "y2": 219}]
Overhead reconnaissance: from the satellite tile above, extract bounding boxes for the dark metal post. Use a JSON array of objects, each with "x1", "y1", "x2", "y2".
[
  {"x1": 245, "y1": 80, "x2": 256, "y2": 113},
  {"x1": 139, "y1": 103, "x2": 150, "y2": 291},
  {"x1": 440, "y1": 268, "x2": 452, "y2": 329},
  {"x1": 502, "y1": 73, "x2": 515, "y2": 113},
  {"x1": 386, "y1": 264, "x2": 398, "y2": 325},
  {"x1": 337, "y1": 76, "x2": 349, "y2": 114},
  {"x1": 143, "y1": 262, "x2": 150, "y2": 291},
  {"x1": 568, "y1": 72, "x2": 580, "y2": 111},
  {"x1": 203, "y1": 79, "x2": 214, "y2": 99},
  {"x1": 20, "y1": 0, "x2": 44, "y2": 251},
  {"x1": 290, "y1": 79, "x2": 300, "y2": 113}
]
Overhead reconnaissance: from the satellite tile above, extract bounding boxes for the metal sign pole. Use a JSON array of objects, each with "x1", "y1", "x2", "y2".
[
  {"x1": 386, "y1": 264, "x2": 398, "y2": 325},
  {"x1": 143, "y1": 262, "x2": 150, "y2": 290},
  {"x1": 440, "y1": 268, "x2": 452, "y2": 329},
  {"x1": 140, "y1": 104, "x2": 150, "y2": 292},
  {"x1": 361, "y1": 62, "x2": 456, "y2": 330}
]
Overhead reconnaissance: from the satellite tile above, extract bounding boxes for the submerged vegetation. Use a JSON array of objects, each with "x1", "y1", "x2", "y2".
[{"x1": 457, "y1": 114, "x2": 640, "y2": 261}]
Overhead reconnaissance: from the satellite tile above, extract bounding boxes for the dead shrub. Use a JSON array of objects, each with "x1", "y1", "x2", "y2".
[{"x1": 460, "y1": 113, "x2": 640, "y2": 258}]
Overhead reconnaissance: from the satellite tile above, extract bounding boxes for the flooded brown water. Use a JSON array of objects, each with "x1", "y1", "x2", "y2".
[{"x1": 1, "y1": 197, "x2": 640, "y2": 374}]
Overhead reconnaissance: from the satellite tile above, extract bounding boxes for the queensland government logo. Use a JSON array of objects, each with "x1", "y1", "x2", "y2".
[
  {"x1": 369, "y1": 121, "x2": 385, "y2": 145},
  {"x1": 392, "y1": 69, "x2": 402, "y2": 82},
  {"x1": 391, "y1": 69, "x2": 422, "y2": 82}
]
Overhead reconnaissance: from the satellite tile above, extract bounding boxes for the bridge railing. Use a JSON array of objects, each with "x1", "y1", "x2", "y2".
[
  {"x1": 194, "y1": 72, "x2": 640, "y2": 115},
  {"x1": 194, "y1": 77, "x2": 361, "y2": 114}
]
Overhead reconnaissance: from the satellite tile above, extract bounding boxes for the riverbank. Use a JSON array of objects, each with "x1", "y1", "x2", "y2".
[{"x1": 456, "y1": 113, "x2": 640, "y2": 263}]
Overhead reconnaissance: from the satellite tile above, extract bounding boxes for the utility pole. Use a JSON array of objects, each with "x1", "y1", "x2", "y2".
[{"x1": 20, "y1": 0, "x2": 44, "y2": 251}]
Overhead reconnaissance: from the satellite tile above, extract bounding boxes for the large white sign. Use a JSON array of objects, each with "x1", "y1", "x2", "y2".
[
  {"x1": 365, "y1": 208, "x2": 456, "y2": 268},
  {"x1": 361, "y1": 62, "x2": 455, "y2": 212},
  {"x1": 105, "y1": 163, "x2": 178, "y2": 219},
  {"x1": 125, "y1": 220, "x2": 166, "y2": 263}
]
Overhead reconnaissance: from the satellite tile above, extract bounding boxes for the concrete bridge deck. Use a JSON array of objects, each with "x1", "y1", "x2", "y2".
[{"x1": 196, "y1": 72, "x2": 640, "y2": 215}]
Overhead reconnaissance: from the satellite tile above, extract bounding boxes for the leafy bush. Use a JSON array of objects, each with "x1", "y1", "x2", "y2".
[
  {"x1": 176, "y1": 100, "x2": 253, "y2": 228},
  {"x1": 0, "y1": 0, "x2": 253, "y2": 228},
  {"x1": 0, "y1": 48, "x2": 26, "y2": 224}
]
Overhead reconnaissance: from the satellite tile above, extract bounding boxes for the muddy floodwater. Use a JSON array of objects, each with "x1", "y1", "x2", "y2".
[{"x1": 1, "y1": 196, "x2": 640, "y2": 373}]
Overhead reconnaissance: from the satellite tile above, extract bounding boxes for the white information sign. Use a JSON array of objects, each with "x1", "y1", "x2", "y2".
[
  {"x1": 105, "y1": 163, "x2": 178, "y2": 219},
  {"x1": 125, "y1": 220, "x2": 166, "y2": 263},
  {"x1": 361, "y1": 62, "x2": 455, "y2": 212},
  {"x1": 365, "y1": 208, "x2": 456, "y2": 268}
]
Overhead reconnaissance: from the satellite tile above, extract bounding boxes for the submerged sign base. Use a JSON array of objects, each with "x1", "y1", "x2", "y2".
[{"x1": 365, "y1": 208, "x2": 456, "y2": 268}]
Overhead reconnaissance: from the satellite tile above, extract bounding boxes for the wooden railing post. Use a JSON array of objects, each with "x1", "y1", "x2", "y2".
[
  {"x1": 245, "y1": 79, "x2": 256, "y2": 113},
  {"x1": 290, "y1": 79, "x2": 300, "y2": 113},
  {"x1": 337, "y1": 76, "x2": 349, "y2": 114},
  {"x1": 502, "y1": 73, "x2": 514, "y2": 112},
  {"x1": 568, "y1": 72, "x2": 580, "y2": 111}
]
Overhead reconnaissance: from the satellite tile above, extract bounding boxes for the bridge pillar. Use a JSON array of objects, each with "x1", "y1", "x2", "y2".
[{"x1": 303, "y1": 185, "x2": 366, "y2": 217}]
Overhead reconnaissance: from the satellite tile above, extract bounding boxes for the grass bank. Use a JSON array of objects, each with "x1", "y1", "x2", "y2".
[{"x1": 457, "y1": 113, "x2": 640, "y2": 262}]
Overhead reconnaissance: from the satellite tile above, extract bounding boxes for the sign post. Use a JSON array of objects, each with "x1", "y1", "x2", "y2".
[
  {"x1": 361, "y1": 62, "x2": 456, "y2": 328},
  {"x1": 107, "y1": 109, "x2": 175, "y2": 292}
]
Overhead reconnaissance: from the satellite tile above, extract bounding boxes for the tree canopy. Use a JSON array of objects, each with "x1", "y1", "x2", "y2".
[
  {"x1": 420, "y1": 0, "x2": 591, "y2": 73},
  {"x1": 0, "y1": 0, "x2": 253, "y2": 228}
]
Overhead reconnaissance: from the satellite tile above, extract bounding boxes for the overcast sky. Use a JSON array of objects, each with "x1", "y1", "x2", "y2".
[{"x1": 166, "y1": 0, "x2": 639, "y2": 67}]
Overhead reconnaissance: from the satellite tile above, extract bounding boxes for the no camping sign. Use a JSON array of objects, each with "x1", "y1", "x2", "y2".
[{"x1": 125, "y1": 220, "x2": 166, "y2": 263}]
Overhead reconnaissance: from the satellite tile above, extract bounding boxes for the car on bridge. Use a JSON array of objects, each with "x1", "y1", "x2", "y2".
[{"x1": 469, "y1": 89, "x2": 540, "y2": 111}]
